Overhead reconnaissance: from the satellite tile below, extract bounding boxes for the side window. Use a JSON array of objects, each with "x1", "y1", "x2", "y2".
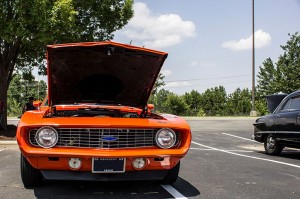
[
  {"x1": 281, "y1": 99, "x2": 291, "y2": 111},
  {"x1": 289, "y1": 97, "x2": 300, "y2": 110}
]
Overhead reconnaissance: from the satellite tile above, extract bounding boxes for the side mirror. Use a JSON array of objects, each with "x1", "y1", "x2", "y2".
[
  {"x1": 33, "y1": 101, "x2": 42, "y2": 108},
  {"x1": 147, "y1": 104, "x2": 154, "y2": 112}
]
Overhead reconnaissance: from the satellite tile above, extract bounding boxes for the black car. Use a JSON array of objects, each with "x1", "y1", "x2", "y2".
[{"x1": 253, "y1": 90, "x2": 300, "y2": 155}]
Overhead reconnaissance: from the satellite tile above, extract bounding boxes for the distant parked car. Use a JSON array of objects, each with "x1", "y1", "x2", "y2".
[{"x1": 253, "y1": 91, "x2": 300, "y2": 155}]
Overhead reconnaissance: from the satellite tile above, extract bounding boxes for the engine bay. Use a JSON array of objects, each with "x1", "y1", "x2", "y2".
[{"x1": 46, "y1": 108, "x2": 140, "y2": 118}]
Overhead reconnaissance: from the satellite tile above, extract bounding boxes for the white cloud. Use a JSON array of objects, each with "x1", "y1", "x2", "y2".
[
  {"x1": 222, "y1": 29, "x2": 271, "y2": 51},
  {"x1": 161, "y1": 69, "x2": 172, "y2": 77},
  {"x1": 190, "y1": 61, "x2": 198, "y2": 66},
  {"x1": 164, "y1": 81, "x2": 190, "y2": 88},
  {"x1": 119, "y1": 2, "x2": 196, "y2": 49},
  {"x1": 190, "y1": 60, "x2": 216, "y2": 69}
]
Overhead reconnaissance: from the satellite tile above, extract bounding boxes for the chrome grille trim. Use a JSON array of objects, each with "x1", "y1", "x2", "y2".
[{"x1": 29, "y1": 128, "x2": 178, "y2": 149}]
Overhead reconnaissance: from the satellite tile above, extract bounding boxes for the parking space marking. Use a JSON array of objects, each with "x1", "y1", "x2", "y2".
[
  {"x1": 161, "y1": 184, "x2": 187, "y2": 199},
  {"x1": 0, "y1": 149, "x2": 3, "y2": 152},
  {"x1": 222, "y1": 133, "x2": 257, "y2": 142},
  {"x1": 190, "y1": 148, "x2": 215, "y2": 151},
  {"x1": 190, "y1": 147, "x2": 253, "y2": 153},
  {"x1": 192, "y1": 141, "x2": 300, "y2": 169}
]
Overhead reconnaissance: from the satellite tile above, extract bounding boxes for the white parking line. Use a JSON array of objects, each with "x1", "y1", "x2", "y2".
[
  {"x1": 161, "y1": 185, "x2": 187, "y2": 199},
  {"x1": 192, "y1": 141, "x2": 300, "y2": 169},
  {"x1": 0, "y1": 149, "x2": 3, "y2": 152},
  {"x1": 222, "y1": 133, "x2": 257, "y2": 142},
  {"x1": 190, "y1": 147, "x2": 253, "y2": 153}
]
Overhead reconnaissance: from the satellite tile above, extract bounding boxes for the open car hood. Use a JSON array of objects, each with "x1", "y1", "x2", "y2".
[{"x1": 47, "y1": 41, "x2": 168, "y2": 108}]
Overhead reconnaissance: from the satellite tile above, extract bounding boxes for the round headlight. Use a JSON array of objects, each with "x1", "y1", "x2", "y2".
[
  {"x1": 35, "y1": 127, "x2": 58, "y2": 148},
  {"x1": 155, "y1": 128, "x2": 176, "y2": 149}
]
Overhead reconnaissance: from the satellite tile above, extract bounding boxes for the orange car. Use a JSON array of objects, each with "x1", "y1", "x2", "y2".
[{"x1": 17, "y1": 41, "x2": 191, "y2": 187}]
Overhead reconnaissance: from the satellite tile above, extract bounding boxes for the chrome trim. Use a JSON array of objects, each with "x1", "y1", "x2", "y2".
[{"x1": 29, "y1": 128, "x2": 179, "y2": 149}]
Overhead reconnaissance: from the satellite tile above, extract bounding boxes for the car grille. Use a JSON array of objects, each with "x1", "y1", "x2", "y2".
[{"x1": 29, "y1": 128, "x2": 172, "y2": 149}]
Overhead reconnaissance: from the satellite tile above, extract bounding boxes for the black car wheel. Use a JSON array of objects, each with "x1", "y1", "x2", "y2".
[
  {"x1": 160, "y1": 161, "x2": 180, "y2": 184},
  {"x1": 20, "y1": 154, "x2": 42, "y2": 187},
  {"x1": 264, "y1": 134, "x2": 283, "y2": 155}
]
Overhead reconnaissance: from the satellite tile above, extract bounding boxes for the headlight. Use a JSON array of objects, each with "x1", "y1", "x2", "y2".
[
  {"x1": 35, "y1": 127, "x2": 58, "y2": 148},
  {"x1": 155, "y1": 128, "x2": 176, "y2": 149}
]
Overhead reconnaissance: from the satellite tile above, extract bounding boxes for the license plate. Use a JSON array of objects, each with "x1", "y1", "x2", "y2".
[{"x1": 92, "y1": 158, "x2": 125, "y2": 173}]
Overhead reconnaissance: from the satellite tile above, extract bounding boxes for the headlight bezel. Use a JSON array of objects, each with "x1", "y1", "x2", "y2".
[
  {"x1": 35, "y1": 126, "x2": 58, "y2": 148},
  {"x1": 155, "y1": 128, "x2": 177, "y2": 149}
]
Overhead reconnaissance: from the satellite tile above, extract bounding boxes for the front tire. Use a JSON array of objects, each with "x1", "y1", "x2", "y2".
[
  {"x1": 160, "y1": 161, "x2": 180, "y2": 184},
  {"x1": 20, "y1": 154, "x2": 42, "y2": 187},
  {"x1": 264, "y1": 134, "x2": 283, "y2": 155}
]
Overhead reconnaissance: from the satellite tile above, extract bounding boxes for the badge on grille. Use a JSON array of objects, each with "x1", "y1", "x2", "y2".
[{"x1": 101, "y1": 136, "x2": 118, "y2": 142}]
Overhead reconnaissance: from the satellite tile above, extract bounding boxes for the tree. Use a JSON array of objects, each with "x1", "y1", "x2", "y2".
[
  {"x1": 0, "y1": 0, "x2": 133, "y2": 129},
  {"x1": 257, "y1": 58, "x2": 277, "y2": 96},
  {"x1": 183, "y1": 90, "x2": 202, "y2": 116},
  {"x1": 152, "y1": 73, "x2": 165, "y2": 95},
  {"x1": 7, "y1": 73, "x2": 47, "y2": 116},
  {"x1": 257, "y1": 32, "x2": 300, "y2": 95},
  {"x1": 165, "y1": 94, "x2": 189, "y2": 116},
  {"x1": 201, "y1": 86, "x2": 227, "y2": 116},
  {"x1": 226, "y1": 88, "x2": 251, "y2": 116},
  {"x1": 276, "y1": 32, "x2": 300, "y2": 94},
  {"x1": 153, "y1": 89, "x2": 172, "y2": 113}
]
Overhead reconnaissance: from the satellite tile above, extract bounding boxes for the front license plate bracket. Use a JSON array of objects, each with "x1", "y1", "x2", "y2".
[{"x1": 92, "y1": 158, "x2": 125, "y2": 173}]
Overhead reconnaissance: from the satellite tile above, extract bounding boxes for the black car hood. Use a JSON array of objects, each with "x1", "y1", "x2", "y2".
[{"x1": 47, "y1": 41, "x2": 168, "y2": 108}]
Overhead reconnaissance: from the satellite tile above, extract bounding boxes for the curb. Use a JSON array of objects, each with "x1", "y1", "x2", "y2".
[{"x1": 0, "y1": 141, "x2": 17, "y2": 145}]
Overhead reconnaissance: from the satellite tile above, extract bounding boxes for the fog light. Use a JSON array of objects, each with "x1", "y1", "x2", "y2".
[
  {"x1": 132, "y1": 158, "x2": 147, "y2": 170},
  {"x1": 68, "y1": 158, "x2": 82, "y2": 170}
]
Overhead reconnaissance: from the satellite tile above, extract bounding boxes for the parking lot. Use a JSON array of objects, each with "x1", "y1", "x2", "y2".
[{"x1": 0, "y1": 118, "x2": 299, "y2": 199}]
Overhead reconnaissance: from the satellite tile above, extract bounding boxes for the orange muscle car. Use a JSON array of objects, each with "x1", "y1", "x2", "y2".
[{"x1": 17, "y1": 41, "x2": 192, "y2": 187}]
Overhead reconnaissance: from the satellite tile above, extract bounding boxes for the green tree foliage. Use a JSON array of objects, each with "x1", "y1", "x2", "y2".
[
  {"x1": 153, "y1": 89, "x2": 172, "y2": 113},
  {"x1": 255, "y1": 99, "x2": 269, "y2": 116},
  {"x1": 226, "y1": 88, "x2": 252, "y2": 116},
  {"x1": 148, "y1": 73, "x2": 165, "y2": 106},
  {"x1": 0, "y1": 0, "x2": 133, "y2": 129},
  {"x1": 165, "y1": 94, "x2": 189, "y2": 116},
  {"x1": 256, "y1": 32, "x2": 300, "y2": 115},
  {"x1": 7, "y1": 73, "x2": 47, "y2": 116},
  {"x1": 257, "y1": 58, "x2": 278, "y2": 96},
  {"x1": 152, "y1": 73, "x2": 165, "y2": 95},
  {"x1": 183, "y1": 90, "x2": 202, "y2": 116},
  {"x1": 276, "y1": 32, "x2": 300, "y2": 94},
  {"x1": 201, "y1": 86, "x2": 227, "y2": 116},
  {"x1": 257, "y1": 32, "x2": 300, "y2": 95}
]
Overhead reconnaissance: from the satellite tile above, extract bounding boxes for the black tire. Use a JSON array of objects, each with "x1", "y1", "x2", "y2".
[
  {"x1": 20, "y1": 154, "x2": 42, "y2": 187},
  {"x1": 160, "y1": 161, "x2": 180, "y2": 184},
  {"x1": 264, "y1": 134, "x2": 283, "y2": 155}
]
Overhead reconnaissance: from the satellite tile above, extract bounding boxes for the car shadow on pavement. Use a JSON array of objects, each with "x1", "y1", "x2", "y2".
[
  {"x1": 256, "y1": 150, "x2": 300, "y2": 160},
  {"x1": 31, "y1": 178, "x2": 200, "y2": 199},
  {"x1": 279, "y1": 150, "x2": 300, "y2": 160}
]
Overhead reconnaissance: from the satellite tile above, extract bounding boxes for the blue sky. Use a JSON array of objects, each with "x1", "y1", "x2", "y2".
[{"x1": 114, "y1": 0, "x2": 300, "y2": 94}]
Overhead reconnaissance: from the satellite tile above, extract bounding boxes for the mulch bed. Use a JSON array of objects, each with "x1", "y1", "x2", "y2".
[{"x1": 0, "y1": 125, "x2": 17, "y2": 140}]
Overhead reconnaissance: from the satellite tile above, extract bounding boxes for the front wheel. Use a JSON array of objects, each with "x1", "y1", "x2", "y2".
[
  {"x1": 20, "y1": 154, "x2": 42, "y2": 187},
  {"x1": 160, "y1": 161, "x2": 180, "y2": 184},
  {"x1": 264, "y1": 134, "x2": 283, "y2": 155}
]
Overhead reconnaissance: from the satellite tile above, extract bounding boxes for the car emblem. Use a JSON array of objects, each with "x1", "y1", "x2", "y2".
[
  {"x1": 101, "y1": 136, "x2": 118, "y2": 142},
  {"x1": 68, "y1": 137, "x2": 77, "y2": 146}
]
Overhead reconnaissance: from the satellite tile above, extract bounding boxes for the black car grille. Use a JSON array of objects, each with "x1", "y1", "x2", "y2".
[{"x1": 29, "y1": 128, "x2": 179, "y2": 149}]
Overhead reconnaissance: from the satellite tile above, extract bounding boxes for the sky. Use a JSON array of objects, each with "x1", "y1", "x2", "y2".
[{"x1": 113, "y1": 0, "x2": 300, "y2": 95}]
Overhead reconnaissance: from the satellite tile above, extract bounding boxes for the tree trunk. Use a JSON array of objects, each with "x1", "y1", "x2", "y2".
[
  {"x1": 0, "y1": 41, "x2": 21, "y2": 132},
  {"x1": 0, "y1": 72, "x2": 8, "y2": 131}
]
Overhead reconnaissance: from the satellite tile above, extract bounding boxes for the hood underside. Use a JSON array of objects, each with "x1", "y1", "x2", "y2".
[{"x1": 47, "y1": 41, "x2": 168, "y2": 108}]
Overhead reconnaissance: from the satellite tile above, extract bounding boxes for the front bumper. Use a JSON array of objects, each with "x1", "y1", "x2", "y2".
[{"x1": 41, "y1": 170, "x2": 168, "y2": 181}]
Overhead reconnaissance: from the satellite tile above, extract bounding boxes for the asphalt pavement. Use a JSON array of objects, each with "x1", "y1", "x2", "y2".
[{"x1": 0, "y1": 118, "x2": 299, "y2": 199}]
